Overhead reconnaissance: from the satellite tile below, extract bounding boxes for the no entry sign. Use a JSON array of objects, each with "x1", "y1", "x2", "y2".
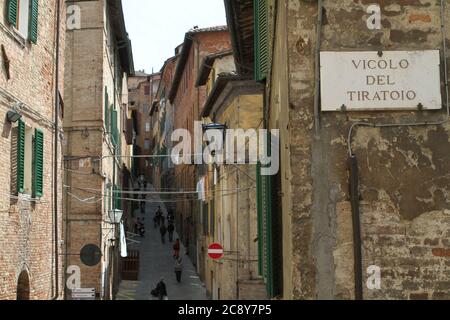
[{"x1": 208, "y1": 243, "x2": 224, "y2": 260}]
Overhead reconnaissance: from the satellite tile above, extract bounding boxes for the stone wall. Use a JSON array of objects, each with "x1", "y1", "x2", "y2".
[{"x1": 271, "y1": 0, "x2": 450, "y2": 299}]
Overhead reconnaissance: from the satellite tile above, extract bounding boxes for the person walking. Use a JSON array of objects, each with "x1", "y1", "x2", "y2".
[
  {"x1": 153, "y1": 277, "x2": 168, "y2": 300},
  {"x1": 167, "y1": 210, "x2": 175, "y2": 224},
  {"x1": 160, "y1": 223, "x2": 167, "y2": 244},
  {"x1": 174, "y1": 257, "x2": 183, "y2": 283},
  {"x1": 173, "y1": 238, "x2": 181, "y2": 259},
  {"x1": 154, "y1": 206, "x2": 163, "y2": 227},
  {"x1": 167, "y1": 222, "x2": 175, "y2": 243}
]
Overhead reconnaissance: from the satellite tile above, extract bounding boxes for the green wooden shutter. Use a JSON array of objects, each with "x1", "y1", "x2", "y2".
[
  {"x1": 111, "y1": 109, "x2": 118, "y2": 147},
  {"x1": 33, "y1": 128, "x2": 44, "y2": 197},
  {"x1": 254, "y1": 0, "x2": 269, "y2": 81},
  {"x1": 105, "y1": 89, "x2": 109, "y2": 132},
  {"x1": 17, "y1": 119, "x2": 25, "y2": 194},
  {"x1": 7, "y1": 0, "x2": 18, "y2": 27},
  {"x1": 29, "y1": 0, "x2": 39, "y2": 44}
]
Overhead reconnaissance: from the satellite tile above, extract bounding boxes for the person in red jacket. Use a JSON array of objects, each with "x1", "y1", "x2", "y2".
[{"x1": 173, "y1": 239, "x2": 181, "y2": 259}]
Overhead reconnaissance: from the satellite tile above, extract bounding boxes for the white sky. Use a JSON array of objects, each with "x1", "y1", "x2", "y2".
[{"x1": 123, "y1": 0, "x2": 227, "y2": 74}]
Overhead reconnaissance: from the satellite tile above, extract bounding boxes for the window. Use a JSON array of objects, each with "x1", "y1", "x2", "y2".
[
  {"x1": 7, "y1": 0, "x2": 39, "y2": 43},
  {"x1": 145, "y1": 122, "x2": 150, "y2": 132},
  {"x1": 18, "y1": 0, "x2": 30, "y2": 38},
  {"x1": 144, "y1": 139, "x2": 150, "y2": 150},
  {"x1": 14, "y1": 119, "x2": 44, "y2": 197},
  {"x1": 144, "y1": 85, "x2": 150, "y2": 96}
]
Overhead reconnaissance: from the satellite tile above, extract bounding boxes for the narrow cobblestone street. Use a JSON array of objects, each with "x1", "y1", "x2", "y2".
[{"x1": 116, "y1": 185, "x2": 207, "y2": 300}]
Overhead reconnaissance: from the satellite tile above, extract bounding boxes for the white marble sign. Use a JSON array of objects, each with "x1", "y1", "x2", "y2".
[{"x1": 320, "y1": 50, "x2": 442, "y2": 111}]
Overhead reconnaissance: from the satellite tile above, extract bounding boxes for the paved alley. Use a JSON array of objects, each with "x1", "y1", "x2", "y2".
[{"x1": 116, "y1": 186, "x2": 208, "y2": 300}]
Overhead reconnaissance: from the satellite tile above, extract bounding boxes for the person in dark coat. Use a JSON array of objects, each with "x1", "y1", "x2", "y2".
[
  {"x1": 160, "y1": 223, "x2": 167, "y2": 244},
  {"x1": 154, "y1": 206, "x2": 163, "y2": 227},
  {"x1": 152, "y1": 277, "x2": 167, "y2": 300},
  {"x1": 167, "y1": 222, "x2": 175, "y2": 243}
]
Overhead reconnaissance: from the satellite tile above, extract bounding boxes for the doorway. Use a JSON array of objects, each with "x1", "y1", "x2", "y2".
[{"x1": 17, "y1": 270, "x2": 30, "y2": 300}]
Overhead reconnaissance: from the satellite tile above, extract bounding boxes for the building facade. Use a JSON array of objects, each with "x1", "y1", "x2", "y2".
[
  {"x1": 0, "y1": 0, "x2": 65, "y2": 300},
  {"x1": 255, "y1": 0, "x2": 450, "y2": 300},
  {"x1": 169, "y1": 26, "x2": 231, "y2": 268},
  {"x1": 198, "y1": 50, "x2": 267, "y2": 299},
  {"x1": 64, "y1": 0, "x2": 133, "y2": 299},
  {"x1": 152, "y1": 55, "x2": 178, "y2": 205},
  {"x1": 129, "y1": 71, "x2": 160, "y2": 184}
]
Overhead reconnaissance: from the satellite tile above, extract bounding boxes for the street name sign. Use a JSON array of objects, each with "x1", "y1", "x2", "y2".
[
  {"x1": 320, "y1": 50, "x2": 442, "y2": 111},
  {"x1": 72, "y1": 288, "x2": 95, "y2": 300}
]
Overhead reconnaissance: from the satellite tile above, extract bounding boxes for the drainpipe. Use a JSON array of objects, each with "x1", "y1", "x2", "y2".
[
  {"x1": 348, "y1": 156, "x2": 363, "y2": 300},
  {"x1": 313, "y1": 0, "x2": 324, "y2": 138},
  {"x1": 52, "y1": 0, "x2": 61, "y2": 300}
]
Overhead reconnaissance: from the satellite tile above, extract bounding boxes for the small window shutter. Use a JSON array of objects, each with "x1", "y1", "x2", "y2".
[
  {"x1": 29, "y1": 0, "x2": 39, "y2": 44},
  {"x1": 7, "y1": 0, "x2": 19, "y2": 27},
  {"x1": 33, "y1": 128, "x2": 44, "y2": 197},
  {"x1": 17, "y1": 119, "x2": 25, "y2": 194},
  {"x1": 254, "y1": 0, "x2": 269, "y2": 81},
  {"x1": 111, "y1": 109, "x2": 118, "y2": 146}
]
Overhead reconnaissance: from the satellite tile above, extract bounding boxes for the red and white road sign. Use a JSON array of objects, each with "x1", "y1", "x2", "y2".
[{"x1": 208, "y1": 243, "x2": 224, "y2": 260}]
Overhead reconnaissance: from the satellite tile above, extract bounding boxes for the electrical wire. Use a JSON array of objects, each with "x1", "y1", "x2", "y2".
[
  {"x1": 66, "y1": 192, "x2": 103, "y2": 204},
  {"x1": 63, "y1": 184, "x2": 255, "y2": 195},
  {"x1": 0, "y1": 87, "x2": 57, "y2": 130},
  {"x1": 64, "y1": 186, "x2": 256, "y2": 204}
]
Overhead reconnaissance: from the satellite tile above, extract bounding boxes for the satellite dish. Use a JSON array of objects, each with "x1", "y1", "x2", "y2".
[{"x1": 80, "y1": 244, "x2": 102, "y2": 267}]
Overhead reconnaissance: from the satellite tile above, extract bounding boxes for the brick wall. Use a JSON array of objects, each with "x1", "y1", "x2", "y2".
[
  {"x1": 64, "y1": 0, "x2": 129, "y2": 298},
  {"x1": 0, "y1": 0, "x2": 65, "y2": 300}
]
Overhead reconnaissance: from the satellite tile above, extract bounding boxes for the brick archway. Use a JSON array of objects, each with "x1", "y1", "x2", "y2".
[{"x1": 17, "y1": 270, "x2": 30, "y2": 300}]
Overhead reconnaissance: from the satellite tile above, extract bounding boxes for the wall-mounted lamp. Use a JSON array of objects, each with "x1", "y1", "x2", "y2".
[
  {"x1": 202, "y1": 123, "x2": 228, "y2": 159},
  {"x1": 107, "y1": 209, "x2": 123, "y2": 224},
  {"x1": 6, "y1": 110, "x2": 22, "y2": 123},
  {"x1": 202, "y1": 123, "x2": 227, "y2": 132}
]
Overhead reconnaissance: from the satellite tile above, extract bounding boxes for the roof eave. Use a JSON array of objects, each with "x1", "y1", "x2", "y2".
[{"x1": 108, "y1": 0, "x2": 135, "y2": 75}]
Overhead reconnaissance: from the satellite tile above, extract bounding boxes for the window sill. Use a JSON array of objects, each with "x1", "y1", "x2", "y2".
[
  {"x1": 0, "y1": 23, "x2": 27, "y2": 48},
  {"x1": 18, "y1": 192, "x2": 39, "y2": 202}
]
